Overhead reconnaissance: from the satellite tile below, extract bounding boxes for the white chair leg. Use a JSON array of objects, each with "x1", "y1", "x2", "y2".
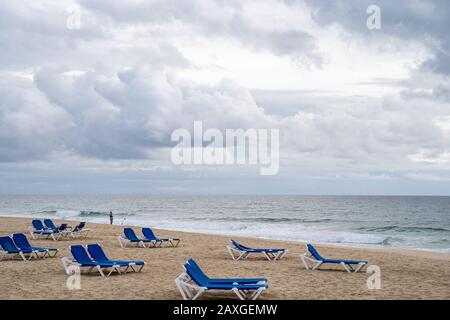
[
  {"x1": 355, "y1": 263, "x2": 366, "y2": 272},
  {"x1": 232, "y1": 288, "x2": 246, "y2": 300},
  {"x1": 175, "y1": 280, "x2": 189, "y2": 300},
  {"x1": 341, "y1": 262, "x2": 351, "y2": 272},
  {"x1": 96, "y1": 265, "x2": 106, "y2": 277},
  {"x1": 192, "y1": 288, "x2": 205, "y2": 300},
  {"x1": 312, "y1": 261, "x2": 323, "y2": 270},
  {"x1": 263, "y1": 251, "x2": 273, "y2": 261},
  {"x1": 117, "y1": 236, "x2": 124, "y2": 248},
  {"x1": 19, "y1": 252, "x2": 27, "y2": 261},
  {"x1": 28, "y1": 227, "x2": 36, "y2": 240},
  {"x1": 252, "y1": 287, "x2": 265, "y2": 300},
  {"x1": 226, "y1": 246, "x2": 236, "y2": 260},
  {"x1": 300, "y1": 254, "x2": 310, "y2": 269}
]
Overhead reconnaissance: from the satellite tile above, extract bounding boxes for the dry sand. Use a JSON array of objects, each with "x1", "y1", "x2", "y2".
[{"x1": 0, "y1": 217, "x2": 449, "y2": 300}]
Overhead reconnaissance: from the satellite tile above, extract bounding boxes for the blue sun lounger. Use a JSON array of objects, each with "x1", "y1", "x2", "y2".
[
  {"x1": 300, "y1": 244, "x2": 368, "y2": 273},
  {"x1": 29, "y1": 219, "x2": 58, "y2": 240},
  {"x1": 87, "y1": 243, "x2": 145, "y2": 273},
  {"x1": 187, "y1": 259, "x2": 267, "y2": 285},
  {"x1": 117, "y1": 228, "x2": 155, "y2": 248},
  {"x1": 44, "y1": 219, "x2": 63, "y2": 231},
  {"x1": 61, "y1": 245, "x2": 124, "y2": 277},
  {"x1": 44, "y1": 220, "x2": 72, "y2": 238},
  {"x1": 71, "y1": 222, "x2": 90, "y2": 239},
  {"x1": 175, "y1": 259, "x2": 268, "y2": 300},
  {"x1": 227, "y1": 240, "x2": 288, "y2": 261},
  {"x1": 0, "y1": 236, "x2": 40, "y2": 261},
  {"x1": 142, "y1": 227, "x2": 181, "y2": 247},
  {"x1": 12, "y1": 233, "x2": 58, "y2": 258}
]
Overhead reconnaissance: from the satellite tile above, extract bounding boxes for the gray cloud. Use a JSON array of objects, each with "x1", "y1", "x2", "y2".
[
  {"x1": 0, "y1": 0, "x2": 449, "y2": 194},
  {"x1": 0, "y1": 75, "x2": 70, "y2": 161},
  {"x1": 79, "y1": 0, "x2": 322, "y2": 64},
  {"x1": 300, "y1": 0, "x2": 450, "y2": 75},
  {"x1": 0, "y1": 0, "x2": 108, "y2": 70},
  {"x1": 1, "y1": 65, "x2": 268, "y2": 162}
]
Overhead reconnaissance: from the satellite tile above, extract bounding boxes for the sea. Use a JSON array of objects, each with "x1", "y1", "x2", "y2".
[{"x1": 0, "y1": 195, "x2": 449, "y2": 253}]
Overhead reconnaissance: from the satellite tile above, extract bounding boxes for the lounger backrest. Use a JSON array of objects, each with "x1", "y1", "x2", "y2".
[
  {"x1": 0, "y1": 236, "x2": 20, "y2": 253},
  {"x1": 307, "y1": 244, "x2": 325, "y2": 260},
  {"x1": 12, "y1": 233, "x2": 32, "y2": 250},
  {"x1": 87, "y1": 244, "x2": 109, "y2": 262},
  {"x1": 44, "y1": 219, "x2": 58, "y2": 230},
  {"x1": 71, "y1": 245, "x2": 94, "y2": 264},
  {"x1": 58, "y1": 224, "x2": 68, "y2": 231},
  {"x1": 32, "y1": 219, "x2": 45, "y2": 230},
  {"x1": 124, "y1": 228, "x2": 139, "y2": 241},
  {"x1": 187, "y1": 259, "x2": 210, "y2": 280},
  {"x1": 73, "y1": 222, "x2": 84, "y2": 232},
  {"x1": 185, "y1": 263, "x2": 208, "y2": 286},
  {"x1": 142, "y1": 228, "x2": 157, "y2": 241},
  {"x1": 231, "y1": 240, "x2": 249, "y2": 251}
]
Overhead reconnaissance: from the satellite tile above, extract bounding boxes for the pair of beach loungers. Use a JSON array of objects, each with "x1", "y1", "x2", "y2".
[
  {"x1": 61, "y1": 244, "x2": 145, "y2": 277},
  {"x1": 118, "y1": 227, "x2": 181, "y2": 248},
  {"x1": 175, "y1": 258, "x2": 268, "y2": 300},
  {"x1": 174, "y1": 243, "x2": 368, "y2": 299},
  {"x1": 228, "y1": 240, "x2": 367, "y2": 273},
  {"x1": 0, "y1": 233, "x2": 58, "y2": 261},
  {"x1": 30, "y1": 219, "x2": 89, "y2": 240}
]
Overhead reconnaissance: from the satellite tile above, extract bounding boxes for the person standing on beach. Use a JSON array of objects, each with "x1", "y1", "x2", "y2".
[{"x1": 109, "y1": 211, "x2": 113, "y2": 225}]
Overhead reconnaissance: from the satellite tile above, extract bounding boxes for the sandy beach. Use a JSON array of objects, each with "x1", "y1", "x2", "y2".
[{"x1": 0, "y1": 216, "x2": 449, "y2": 300}]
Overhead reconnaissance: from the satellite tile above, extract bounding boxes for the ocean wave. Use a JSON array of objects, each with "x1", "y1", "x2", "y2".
[
  {"x1": 35, "y1": 210, "x2": 132, "y2": 219},
  {"x1": 308, "y1": 233, "x2": 389, "y2": 245},
  {"x1": 358, "y1": 226, "x2": 450, "y2": 233},
  {"x1": 199, "y1": 217, "x2": 333, "y2": 224}
]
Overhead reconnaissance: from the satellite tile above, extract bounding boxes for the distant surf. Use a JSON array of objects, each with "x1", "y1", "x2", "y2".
[{"x1": 0, "y1": 195, "x2": 449, "y2": 253}]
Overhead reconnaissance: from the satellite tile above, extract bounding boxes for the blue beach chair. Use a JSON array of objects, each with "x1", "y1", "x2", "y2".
[
  {"x1": 12, "y1": 233, "x2": 58, "y2": 258},
  {"x1": 142, "y1": 227, "x2": 181, "y2": 247},
  {"x1": 175, "y1": 259, "x2": 268, "y2": 300},
  {"x1": 117, "y1": 228, "x2": 155, "y2": 248},
  {"x1": 29, "y1": 219, "x2": 58, "y2": 240},
  {"x1": 61, "y1": 245, "x2": 123, "y2": 277},
  {"x1": 43, "y1": 219, "x2": 61, "y2": 231},
  {"x1": 187, "y1": 259, "x2": 267, "y2": 285},
  {"x1": 70, "y1": 222, "x2": 90, "y2": 239},
  {"x1": 300, "y1": 244, "x2": 368, "y2": 273},
  {"x1": 87, "y1": 243, "x2": 145, "y2": 273},
  {"x1": 43, "y1": 219, "x2": 72, "y2": 239},
  {"x1": 227, "y1": 240, "x2": 288, "y2": 261},
  {"x1": 0, "y1": 236, "x2": 40, "y2": 261}
]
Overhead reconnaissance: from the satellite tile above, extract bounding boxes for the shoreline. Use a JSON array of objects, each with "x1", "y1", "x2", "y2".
[
  {"x1": 1, "y1": 214, "x2": 449, "y2": 258},
  {"x1": 1, "y1": 216, "x2": 449, "y2": 299}
]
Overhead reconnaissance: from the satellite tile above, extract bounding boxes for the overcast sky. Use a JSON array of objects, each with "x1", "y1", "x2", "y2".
[{"x1": 0, "y1": 0, "x2": 449, "y2": 195}]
